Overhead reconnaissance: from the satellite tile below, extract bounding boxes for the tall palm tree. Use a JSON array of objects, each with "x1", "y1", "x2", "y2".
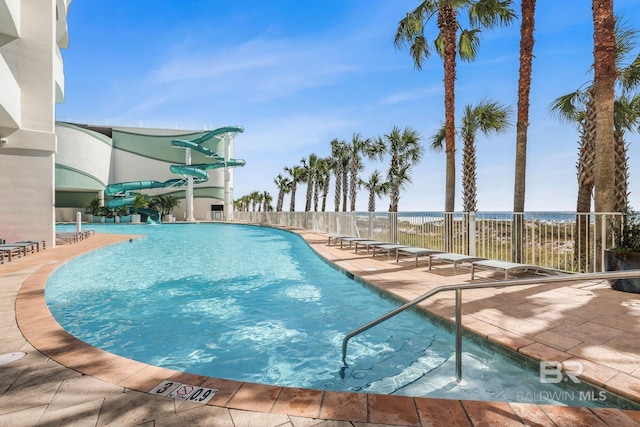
[
  {"x1": 274, "y1": 173, "x2": 291, "y2": 212},
  {"x1": 256, "y1": 192, "x2": 264, "y2": 212},
  {"x1": 360, "y1": 170, "x2": 390, "y2": 212},
  {"x1": 262, "y1": 191, "x2": 273, "y2": 212},
  {"x1": 285, "y1": 165, "x2": 304, "y2": 212},
  {"x1": 378, "y1": 126, "x2": 424, "y2": 213},
  {"x1": 346, "y1": 133, "x2": 385, "y2": 212},
  {"x1": 551, "y1": 18, "x2": 640, "y2": 269},
  {"x1": 314, "y1": 157, "x2": 331, "y2": 212},
  {"x1": 512, "y1": 0, "x2": 536, "y2": 263},
  {"x1": 434, "y1": 100, "x2": 512, "y2": 213},
  {"x1": 330, "y1": 139, "x2": 348, "y2": 212},
  {"x1": 249, "y1": 191, "x2": 260, "y2": 212},
  {"x1": 301, "y1": 154, "x2": 318, "y2": 212},
  {"x1": 395, "y1": 0, "x2": 516, "y2": 214},
  {"x1": 592, "y1": 0, "x2": 616, "y2": 265},
  {"x1": 592, "y1": 0, "x2": 616, "y2": 216}
]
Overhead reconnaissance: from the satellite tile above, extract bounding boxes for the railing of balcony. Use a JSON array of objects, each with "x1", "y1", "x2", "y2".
[{"x1": 234, "y1": 211, "x2": 622, "y2": 274}]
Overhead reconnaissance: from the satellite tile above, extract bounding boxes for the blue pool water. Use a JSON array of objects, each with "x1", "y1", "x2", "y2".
[{"x1": 47, "y1": 223, "x2": 619, "y2": 407}]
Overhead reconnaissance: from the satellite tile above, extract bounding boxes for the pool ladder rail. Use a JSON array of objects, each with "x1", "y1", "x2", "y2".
[{"x1": 341, "y1": 270, "x2": 640, "y2": 383}]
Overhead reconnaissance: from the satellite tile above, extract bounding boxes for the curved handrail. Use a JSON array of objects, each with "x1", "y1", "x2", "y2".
[{"x1": 341, "y1": 270, "x2": 640, "y2": 382}]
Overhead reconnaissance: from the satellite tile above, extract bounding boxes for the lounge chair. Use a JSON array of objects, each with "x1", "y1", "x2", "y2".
[
  {"x1": 327, "y1": 234, "x2": 349, "y2": 246},
  {"x1": 396, "y1": 247, "x2": 444, "y2": 267},
  {"x1": 470, "y1": 259, "x2": 561, "y2": 280},
  {"x1": 338, "y1": 237, "x2": 370, "y2": 249},
  {"x1": 17, "y1": 239, "x2": 46, "y2": 251},
  {"x1": 428, "y1": 253, "x2": 487, "y2": 274},
  {"x1": 0, "y1": 245, "x2": 23, "y2": 262},
  {"x1": 6, "y1": 242, "x2": 37, "y2": 255},
  {"x1": 372, "y1": 244, "x2": 409, "y2": 259},
  {"x1": 353, "y1": 240, "x2": 392, "y2": 254}
]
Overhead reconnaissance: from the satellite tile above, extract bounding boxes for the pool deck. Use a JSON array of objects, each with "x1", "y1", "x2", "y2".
[{"x1": 0, "y1": 225, "x2": 639, "y2": 426}]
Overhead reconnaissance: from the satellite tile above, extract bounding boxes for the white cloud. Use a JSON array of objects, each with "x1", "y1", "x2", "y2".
[{"x1": 380, "y1": 86, "x2": 442, "y2": 105}]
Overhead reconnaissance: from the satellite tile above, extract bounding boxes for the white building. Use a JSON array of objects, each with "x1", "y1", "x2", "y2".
[{"x1": 0, "y1": 0, "x2": 70, "y2": 248}]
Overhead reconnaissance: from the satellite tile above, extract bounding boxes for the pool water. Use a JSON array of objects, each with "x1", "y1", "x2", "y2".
[{"x1": 47, "y1": 223, "x2": 621, "y2": 407}]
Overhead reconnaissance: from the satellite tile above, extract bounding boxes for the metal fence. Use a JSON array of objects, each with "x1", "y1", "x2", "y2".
[{"x1": 233, "y1": 211, "x2": 622, "y2": 274}]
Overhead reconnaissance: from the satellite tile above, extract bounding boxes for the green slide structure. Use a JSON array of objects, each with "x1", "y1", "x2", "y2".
[{"x1": 104, "y1": 126, "x2": 245, "y2": 221}]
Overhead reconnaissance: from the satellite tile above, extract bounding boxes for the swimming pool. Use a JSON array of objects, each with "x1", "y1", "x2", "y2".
[{"x1": 47, "y1": 223, "x2": 622, "y2": 407}]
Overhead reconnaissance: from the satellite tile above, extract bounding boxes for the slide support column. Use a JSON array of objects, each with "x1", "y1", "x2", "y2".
[
  {"x1": 186, "y1": 147, "x2": 194, "y2": 221},
  {"x1": 223, "y1": 133, "x2": 234, "y2": 221}
]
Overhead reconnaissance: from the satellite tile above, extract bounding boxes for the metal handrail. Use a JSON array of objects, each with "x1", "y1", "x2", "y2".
[{"x1": 341, "y1": 270, "x2": 640, "y2": 383}]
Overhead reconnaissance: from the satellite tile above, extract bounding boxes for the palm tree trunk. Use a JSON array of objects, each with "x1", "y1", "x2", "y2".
[
  {"x1": 575, "y1": 88, "x2": 596, "y2": 272},
  {"x1": 613, "y1": 131, "x2": 629, "y2": 212},
  {"x1": 289, "y1": 183, "x2": 297, "y2": 212},
  {"x1": 305, "y1": 174, "x2": 313, "y2": 212},
  {"x1": 513, "y1": 0, "x2": 536, "y2": 263},
  {"x1": 439, "y1": 4, "x2": 457, "y2": 253},
  {"x1": 592, "y1": 0, "x2": 616, "y2": 269},
  {"x1": 334, "y1": 164, "x2": 342, "y2": 212},
  {"x1": 461, "y1": 135, "x2": 477, "y2": 213},
  {"x1": 342, "y1": 168, "x2": 348, "y2": 212}
]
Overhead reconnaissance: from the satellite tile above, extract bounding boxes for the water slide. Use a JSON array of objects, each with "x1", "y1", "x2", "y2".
[{"x1": 104, "y1": 126, "x2": 245, "y2": 220}]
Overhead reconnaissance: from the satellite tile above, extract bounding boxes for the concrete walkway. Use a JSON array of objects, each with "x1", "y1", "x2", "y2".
[{"x1": 1, "y1": 225, "x2": 639, "y2": 426}]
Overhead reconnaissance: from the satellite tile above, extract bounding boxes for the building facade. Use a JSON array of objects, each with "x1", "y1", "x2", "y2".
[{"x1": 0, "y1": 0, "x2": 70, "y2": 248}]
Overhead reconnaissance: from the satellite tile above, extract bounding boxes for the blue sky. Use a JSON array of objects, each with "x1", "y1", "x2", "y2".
[{"x1": 57, "y1": 0, "x2": 640, "y2": 212}]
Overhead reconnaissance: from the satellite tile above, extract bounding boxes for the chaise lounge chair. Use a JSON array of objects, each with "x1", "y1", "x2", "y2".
[
  {"x1": 353, "y1": 240, "x2": 392, "y2": 254},
  {"x1": 428, "y1": 253, "x2": 487, "y2": 275},
  {"x1": 470, "y1": 259, "x2": 561, "y2": 280},
  {"x1": 396, "y1": 247, "x2": 444, "y2": 267},
  {"x1": 327, "y1": 234, "x2": 349, "y2": 246},
  {"x1": 0, "y1": 245, "x2": 23, "y2": 262},
  {"x1": 372, "y1": 243, "x2": 409, "y2": 259},
  {"x1": 17, "y1": 239, "x2": 46, "y2": 251},
  {"x1": 338, "y1": 237, "x2": 370, "y2": 249}
]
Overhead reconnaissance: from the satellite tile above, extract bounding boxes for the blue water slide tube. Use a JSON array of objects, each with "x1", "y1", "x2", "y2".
[
  {"x1": 169, "y1": 165, "x2": 210, "y2": 181},
  {"x1": 171, "y1": 139, "x2": 221, "y2": 157},
  {"x1": 104, "y1": 180, "x2": 184, "y2": 196},
  {"x1": 171, "y1": 125, "x2": 244, "y2": 156},
  {"x1": 138, "y1": 207, "x2": 161, "y2": 222}
]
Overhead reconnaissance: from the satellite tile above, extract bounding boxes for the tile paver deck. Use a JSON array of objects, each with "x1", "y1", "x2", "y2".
[{"x1": 0, "y1": 223, "x2": 639, "y2": 426}]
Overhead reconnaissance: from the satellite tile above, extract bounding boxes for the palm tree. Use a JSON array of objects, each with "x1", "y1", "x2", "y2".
[
  {"x1": 592, "y1": 0, "x2": 616, "y2": 217},
  {"x1": 346, "y1": 133, "x2": 385, "y2": 212},
  {"x1": 301, "y1": 154, "x2": 318, "y2": 212},
  {"x1": 395, "y1": 0, "x2": 516, "y2": 214},
  {"x1": 330, "y1": 139, "x2": 348, "y2": 212},
  {"x1": 360, "y1": 170, "x2": 390, "y2": 212},
  {"x1": 274, "y1": 174, "x2": 291, "y2": 212},
  {"x1": 433, "y1": 99, "x2": 512, "y2": 213},
  {"x1": 285, "y1": 165, "x2": 305, "y2": 212},
  {"x1": 378, "y1": 126, "x2": 424, "y2": 213},
  {"x1": 314, "y1": 157, "x2": 331, "y2": 212},
  {"x1": 551, "y1": 18, "x2": 640, "y2": 269},
  {"x1": 241, "y1": 195, "x2": 251, "y2": 212},
  {"x1": 461, "y1": 100, "x2": 512, "y2": 212},
  {"x1": 249, "y1": 191, "x2": 261, "y2": 212},
  {"x1": 512, "y1": 0, "x2": 536, "y2": 263},
  {"x1": 262, "y1": 191, "x2": 273, "y2": 212}
]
